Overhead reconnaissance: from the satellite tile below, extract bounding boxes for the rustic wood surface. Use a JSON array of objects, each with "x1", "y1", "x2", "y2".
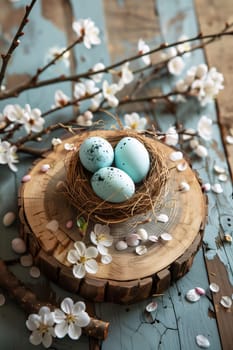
[
  {"x1": 19, "y1": 130, "x2": 206, "y2": 303},
  {"x1": 0, "y1": 0, "x2": 233, "y2": 349}
]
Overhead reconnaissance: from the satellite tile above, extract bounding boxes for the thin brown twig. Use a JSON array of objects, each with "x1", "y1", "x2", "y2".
[
  {"x1": 0, "y1": 25, "x2": 233, "y2": 100},
  {"x1": 0, "y1": 0, "x2": 37, "y2": 86}
]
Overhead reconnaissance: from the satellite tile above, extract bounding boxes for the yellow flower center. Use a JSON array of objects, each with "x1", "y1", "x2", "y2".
[
  {"x1": 130, "y1": 121, "x2": 138, "y2": 130},
  {"x1": 97, "y1": 233, "x2": 106, "y2": 242},
  {"x1": 66, "y1": 313, "x2": 76, "y2": 324},
  {"x1": 39, "y1": 323, "x2": 49, "y2": 335},
  {"x1": 79, "y1": 255, "x2": 87, "y2": 264}
]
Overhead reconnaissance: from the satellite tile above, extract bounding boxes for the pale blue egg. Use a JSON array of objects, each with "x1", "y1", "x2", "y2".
[
  {"x1": 79, "y1": 137, "x2": 114, "y2": 173},
  {"x1": 114, "y1": 137, "x2": 150, "y2": 183},
  {"x1": 91, "y1": 167, "x2": 135, "y2": 203}
]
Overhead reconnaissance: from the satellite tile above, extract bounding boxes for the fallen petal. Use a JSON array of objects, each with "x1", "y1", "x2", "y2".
[
  {"x1": 195, "y1": 287, "x2": 206, "y2": 296},
  {"x1": 202, "y1": 183, "x2": 211, "y2": 192},
  {"x1": 211, "y1": 183, "x2": 223, "y2": 194},
  {"x1": 40, "y1": 164, "x2": 50, "y2": 173},
  {"x1": 101, "y1": 254, "x2": 112, "y2": 264},
  {"x1": 115, "y1": 240, "x2": 128, "y2": 251},
  {"x1": 66, "y1": 220, "x2": 73, "y2": 229},
  {"x1": 22, "y1": 174, "x2": 31, "y2": 183},
  {"x1": 226, "y1": 135, "x2": 233, "y2": 144},
  {"x1": 177, "y1": 161, "x2": 187, "y2": 172},
  {"x1": 160, "y1": 233, "x2": 172, "y2": 242},
  {"x1": 169, "y1": 151, "x2": 183, "y2": 162},
  {"x1": 214, "y1": 164, "x2": 225, "y2": 174},
  {"x1": 135, "y1": 245, "x2": 147, "y2": 255},
  {"x1": 196, "y1": 334, "x2": 210, "y2": 348},
  {"x1": 209, "y1": 283, "x2": 220, "y2": 293},
  {"x1": 20, "y1": 254, "x2": 33, "y2": 267},
  {"x1": 46, "y1": 220, "x2": 59, "y2": 232},
  {"x1": 224, "y1": 234, "x2": 232, "y2": 243},
  {"x1": 3, "y1": 211, "x2": 16, "y2": 227},
  {"x1": 30, "y1": 266, "x2": 41, "y2": 278},
  {"x1": 220, "y1": 296, "x2": 232, "y2": 308},
  {"x1": 156, "y1": 213, "x2": 169, "y2": 223},
  {"x1": 178, "y1": 181, "x2": 190, "y2": 192},
  {"x1": 218, "y1": 174, "x2": 227, "y2": 182},
  {"x1": 148, "y1": 235, "x2": 159, "y2": 243},
  {"x1": 146, "y1": 301, "x2": 158, "y2": 312},
  {"x1": 136, "y1": 228, "x2": 148, "y2": 241},
  {"x1": 186, "y1": 288, "x2": 200, "y2": 302},
  {"x1": 126, "y1": 234, "x2": 140, "y2": 247},
  {"x1": 11, "y1": 238, "x2": 26, "y2": 254}
]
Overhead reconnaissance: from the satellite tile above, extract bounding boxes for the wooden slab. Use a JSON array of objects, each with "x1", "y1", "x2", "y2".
[{"x1": 19, "y1": 130, "x2": 207, "y2": 304}]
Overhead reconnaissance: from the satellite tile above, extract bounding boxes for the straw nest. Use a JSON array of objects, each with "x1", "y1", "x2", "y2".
[{"x1": 64, "y1": 130, "x2": 169, "y2": 224}]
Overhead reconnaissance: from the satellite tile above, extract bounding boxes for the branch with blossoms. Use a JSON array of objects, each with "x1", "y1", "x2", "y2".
[{"x1": 0, "y1": 1, "x2": 231, "y2": 171}]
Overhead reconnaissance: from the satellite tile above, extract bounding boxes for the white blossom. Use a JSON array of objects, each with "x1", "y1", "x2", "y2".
[
  {"x1": 46, "y1": 46, "x2": 70, "y2": 67},
  {"x1": 22, "y1": 104, "x2": 44, "y2": 133},
  {"x1": 118, "y1": 62, "x2": 134, "y2": 89},
  {"x1": 90, "y1": 224, "x2": 113, "y2": 255},
  {"x1": 53, "y1": 90, "x2": 70, "y2": 107},
  {"x1": 124, "y1": 112, "x2": 147, "y2": 131},
  {"x1": 3, "y1": 104, "x2": 25, "y2": 123},
  {"x1": 168, "y1": 56, "x2": 185, "y2": 76},
  {"x1": 92, "y1": 62, "x2": 105, "y2": 83},
  {"x1": 164, "y1": 126, "x2": 179, "y2": 146},
  {"x1": 138, "y1": 39, "x2": 151, "y2": 66},
  {"x1": 26, "y1": 306, "x2": 56, "y2": 349},
  {"x1": 161, "y1": 47, "x2": 177, "y2": 60},
  {"x1": 90, "y1": 92, "x2": 103, "y2": 111},
  {"x1": 67, "y1": 241, "x2": 98, "y2": 279},
  {"x1": 197, "y1": 116, "x2": 212, "y2": 141},
  {"x1": 53, "y1": 298, "x2": 90, "y2": 340},
  {"x1": 74, "y1": 80, "x2": 99, "y2": 100},
  {"x1": 177, "y1": 35, "x2": 191, "y2": 56},
  {"x1": 72, "y1": 18, "x2": 101, "y2": 49},
  {"x1": 0, "y1": 140, "x2": 18, "y2": 172},
  {"x1": 102, "y1": 80, "x2": 119, "y2": 107},
  {"x1": 76, "y1": 110, "x2": 93, "y2": 126},
  {"x1": 175, "y1": 79, "x2": 188, "y2": 93},
  {"x1": 51, "y1": 138, "x2": 62, "y2": 147},
  {"x1": 74, "y1": 82, "x2": 87, "y2": 99}
]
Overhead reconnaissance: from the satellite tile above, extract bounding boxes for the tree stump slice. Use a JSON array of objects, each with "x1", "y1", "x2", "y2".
[{"x1": 18, "y1": 130, "x2": 207, "y2": 304}]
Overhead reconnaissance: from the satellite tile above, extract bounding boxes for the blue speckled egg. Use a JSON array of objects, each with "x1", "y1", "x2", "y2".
[
  {"x1": 79, "y1": 137, "x2": 114, "y2": 173},
  {"x1": 91, "y1": 167, "x2": 135, "y2": 203},
  {"x1": 114, "y1": 137, "x2": 150, "y2": 183}
]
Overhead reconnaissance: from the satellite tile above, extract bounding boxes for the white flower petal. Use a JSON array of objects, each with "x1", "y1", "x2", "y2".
[
  {"x1": 74, "y1": 241, "x2": 86, "y2": 256},
  {"x1": 42, "y1": 332, "x2": 53, "y2": 349},
  {"x1": 74, "y1": 311, "x2": 90, "y2": 327},
  {"x1": 67, "y1": 249, "x2": 79, "y2": 264},
  {"x1": 53, "y1": 309, "x2": 66, "y2": 323},
  {"x1": 26, "y1": 314, "x2": 41, "y2": 331},
  {"x1": 73, "y1": 301, "x2": 86, "y2": 314},
  {"x1": 98, "y1": 244, "x2": 108, "y2": 255},
  {"x1": 85, "y1": 246, "x2": 98, "y2": 259},
  {"x1": 101, "y1": 254, "x2": 112, "y2": 264},
  {"x1": 68, "y1": 322, "x2": 82, "y2": 340},
  {"x1": 73, "y1": 263, "x2": 86, "y2": 279},
  {"x1": 29, "y1": 331, "x2": 42, "y2": 346},
  {"x1": 55, "y1": 321, "x2": 69, "y2": 338},
  {"x1": 85, "y1": 259, "x2": 98, "y2": 274},
  {"x1": 61, "y1": 297, "x2": 74, "y2": 314}
]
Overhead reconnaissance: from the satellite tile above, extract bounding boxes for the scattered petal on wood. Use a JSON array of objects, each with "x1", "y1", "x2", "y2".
[
  {"x1": 169, "y1": 151, "x2": 183, "y2": 161},
  {"x1": 160, "y1": 233, "x2": 172, "y2": 242},
  {"x1": 156, "y1": 213, "x2": 169, "y2": 223},
  {"x1": 40, "y1": 164, "x2": 50, "y2": 173},
  {"x1": 20, "y1": 254, "x2": 33, "y2": 267},
  {"x1": 226, "y1": 135, "x2": 233, "y2": 144},
  {"x1": 195, "y1": 287, "x2": 206, "y2": 296},
  {"x1": 64, "y1": 143, "x2": 75, "y2": 151},
  {"x1": 126, "y1": 234, "x2": 140, "y2": 247},
  {"x1": 209, "y1": 283, "x2": 220, "y2": 293},
  {"x1": 0, "y1": 294, "x2": 6, "y2": 306},
  {"x1": 146, "y1": 301, "x2": 158, "y2": 312},
  {"x1": 196, "y1": 334, "x2": 210, "y2": 348},
  {"x1": 136, "y1": 228, "x2": 148, "y2": 241},
  {"x1": 3, "y1": 211, "x2": 16, "y2": 227},
  {"x1": 11, "y1": 238, "x2": 26, "y2": 254},
  {"x1": 30, "y1": 266, "x2": 41, "y2": 279},
  {"x1": 211, "y1": 183, "x2": 223, "y2": 194},
  {"x1": 101, "y1": 254, "x2": 112, "y2": 264},
  {"x1": 178, "y1": 181, "x2": 190, "y2": 192},
  {"x1": 22, "y1": 174, "x2": 31, "y2": 183},
  {"x1": 135, "y1": 245, "x2": 147, "y2": 255},
  {"x1": 148, "y1": 235, "x2": 159, "y2": 243},
  {"x1": 220, "y1": 296, "x2": 232, "y2": 308},
  {"x1": 224, "y1": 234, "x2": 232, "y2": 243},
  {"x1": 218, "y1": 174, "x2": 227, "y2": 182},
  {"x1": 115, "y1": 240, "x2": 128, "y2": 251},
  {"x1": 202, "y1": 183, "x2": 211, "y2": 192},
  {"x1": 186, "y1": 289, "x2": 200, "y2": 302},
  {"x1": 213, "y1": 164, "x2": 225, "y2": 174},
  {"x1": 46, "y1": 219, "x2": 59, "y2": 232},
  {"x1": 66, "y1": 220, "x2": 73, "y2": 229},
  {"x1": 177, "y1": 161, "x2": 187, "y2": 172}
]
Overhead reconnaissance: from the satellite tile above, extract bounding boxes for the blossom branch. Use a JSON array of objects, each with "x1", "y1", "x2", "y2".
[
  {"x1": 0, "y1": 0, "x2": 37, "y2": 86},
  {"x1": 0, "y1": 26, "x2": 232, "y2": 100}
]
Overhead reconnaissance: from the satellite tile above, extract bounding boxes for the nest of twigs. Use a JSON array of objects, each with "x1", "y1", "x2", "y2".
[{"x1": 64, "y1": 130, "x2": 169, "y2": 224}]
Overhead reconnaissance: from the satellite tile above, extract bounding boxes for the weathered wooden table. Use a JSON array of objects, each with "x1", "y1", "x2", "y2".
[{"x1": 0, "y1": 1, "x2": 233, "y2": 349}]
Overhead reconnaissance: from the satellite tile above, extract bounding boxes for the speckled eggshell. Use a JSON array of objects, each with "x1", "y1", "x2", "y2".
[
  {"x1": 91, "y1": 167, "x2": 135, "y2": 203},
  {"x1": 115, "y1": 137, "x2": 150, "y2": 183},
  {"x1": 79, "y1": 136, "x2": 114, "y2": 173}
]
